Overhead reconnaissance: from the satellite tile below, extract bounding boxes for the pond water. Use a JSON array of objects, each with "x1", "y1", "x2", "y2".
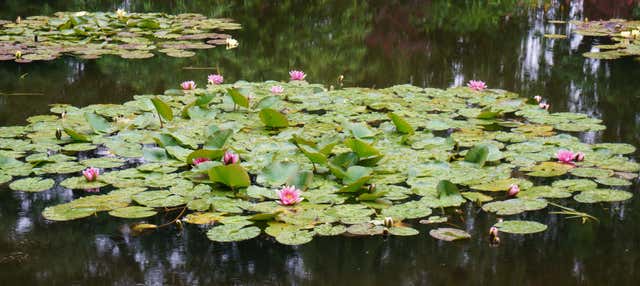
[{"x1": 1, "y1": 1, "x2": 640, "y2": 285}]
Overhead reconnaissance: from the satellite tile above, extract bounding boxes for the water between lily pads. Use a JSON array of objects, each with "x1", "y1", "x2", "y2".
[{"x1": 1, "y1": 1, "x2": 640, "y2": 285}]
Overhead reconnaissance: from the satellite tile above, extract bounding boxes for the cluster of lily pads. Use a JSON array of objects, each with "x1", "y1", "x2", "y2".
[
  {"x1": 0, "y1": 11, "x2": 240, "y2": 62},
  {"x1": 571, "y1": 19, "x2": 640, "y2": 60},
  {"x1": 0, "y1": 72, "x2": 637, "y2": 245}
]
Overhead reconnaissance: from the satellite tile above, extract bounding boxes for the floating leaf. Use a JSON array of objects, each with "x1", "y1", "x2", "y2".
[
  {"x1": 206, "y1": 225, "x2": 261, "y2": 242},
  {"x1": 482, "y1": 199, "x2": 547, "y2": 215},
  {"x1": 494, "y1": 220, "x2": 548, "y2": 234},
  {"x1": 464, "y1": 145, "x2": 489, "y2": 166},
  {"x1": 109, "y1": 206, "x2": 157, "y2": 218},
  {"x1": 429, "y1": 228, "x2": 471, "y2": 241},
  {"x1": 208, "y1": 164, "x2": 251, "y2": 188},
  {"x1": 574, "y1": 189, "x2": 633, "y2": 203},
  {"x1": 9, "y1": 177, "x2": 54, "y2": 192}
]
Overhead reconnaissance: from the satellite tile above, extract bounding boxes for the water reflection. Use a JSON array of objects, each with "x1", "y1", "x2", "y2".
[{"x1": 1, "y1": 0, "x2": 640, "y2": 285}]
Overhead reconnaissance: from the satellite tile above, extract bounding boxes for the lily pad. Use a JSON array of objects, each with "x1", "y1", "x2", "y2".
[
  {"x1": 429, "y1": 228, "x2": 471, "y2": 241},
  {"x1": 9, "y1": 177, "x2": 55, "y2": 192},
  {"x1": 206, "y1": 225, "x2": 261, "y2": 242},
  {"x1": 108, "y1": 206, "x2": 157, "y2": 218},
  {"x1": 494, "y1": 220, "x2": 547, "y2": 234},
  {"x1": 574, "y1": 189, "x2": 633, "y2": 203}
]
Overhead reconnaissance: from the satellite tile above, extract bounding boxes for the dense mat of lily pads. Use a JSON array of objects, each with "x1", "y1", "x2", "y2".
[
  {"x1": 572, "y1": 19, "x2": 640, "y2": 60},
  {"x1": 0, "y1": 78, "x2": 637, "y2": 245},
  {"x1": 0, "y1": 11, "x2": 240, "y2": 62}
]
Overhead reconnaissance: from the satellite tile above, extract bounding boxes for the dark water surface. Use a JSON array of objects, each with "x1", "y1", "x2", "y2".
[{"x1": 2, "y1": 1, "x2": 640, "y2": 285}]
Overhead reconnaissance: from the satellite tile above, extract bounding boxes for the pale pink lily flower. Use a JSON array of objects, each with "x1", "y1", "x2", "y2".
[
  {"x1": 556, "y1": 150, "x2": 576, "y2": 164},
  {"x1": 489, "y1": 226, "x2": 499, "y2": 237},
  {"x1": 507, "y1": 184, "x2": 520, "y2": 196},
  {"x1": 208, "y1": 74, "x2": 224, "y2": 85},
  {"x1": 574, "y1": 152, "x2": 585, "y2": 162},
  {"x1": 222, "y1": 151, "x2": 239, "y2": 165},
  {"x1": 192, "y1": 157, "x2": 210, "y2": 165},
  {"x1": 82, "y1": 167, "x2": 99, "y2": 182},
  {"x1": 534, "y1": 95, "x2": 542, "y2": 103},
  {"x1": 181, "y1": 80, "x2": 196, "y2": 90},
  {"x1": 289, "y1": 70, "x2": 306, "y2": 81},
  {"x1": 466, "y1": 80, "x2": 487, "y2": 91},
  {"x1": 270, "y1": 85, "x2": 284, "y2": 94},
  {"x1": 276, "y1": 185, "x2": 303, "y2": 205}
]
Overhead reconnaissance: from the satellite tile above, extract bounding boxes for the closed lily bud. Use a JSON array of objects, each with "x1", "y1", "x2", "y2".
[
  {"x1": 15, "y1": 50, "x2": 22, "y2": 59},
  {"x1": 383, "y1": 217, "x2": 394, "y2": 228},
  {"x1": 574, "y1": 152, "x2": 585, "y2": 162},
  {"x1": 508, "y1": 184, "x2": 520, "y2": 196},
  {"x1": 534, "y1": 95, "x2": 542, "y2": 103},
  {"x1": 222, "y1": 151, "x2": 239, "y2": 165},
  {"x1": 55, "y1": 128, "x2": 62, "y2": 140}
]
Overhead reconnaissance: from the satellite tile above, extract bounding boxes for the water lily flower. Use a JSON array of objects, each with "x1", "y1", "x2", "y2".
[
  {"x1": 508, "y1": 184, "x2": 520, "y2": 196},
  {"x1": 466, "y1": 80, "x2": 487, "y2": 91},
  {"x1": 116, "y1": 9, "x2": 127, "y2": 18},
  {"x1": 208, "y1": 74, "x2": 224, "y2": 85},
  {"x1": 82, "y1": 167, "x2": 99, "y2": 182},
  {"x1": 289, "y1": 70, "x2": 306, "y2": 81},
  {"x1": 539, "y1": 102, "x2": 550, "y2": 110},
  {"x1": 276, "y1": 185, "x2": 303, "y2": 205},
  {"x1": 621, "y1": 31, "x2": 631, "y2": 38},
  {"x1": 534, "y1": 95, "x2": 542, "y2": 103},
  {"x1": 14, "y1": 50, "x2": 21, "y2": 59},
  {"x1": 181, "y1": 80, "x2": 196, "y2": 90},
  {"x1": 226, "y1": 38, "x2": 239, "y2": 49},
  {"x1": 192, "y1": 157, "x2": 210, "y2": 165},
  {"x1": 270, "y1": 85, "x2": 284, "y2": 94},
  {"x1": 632, "y1": 30, "x2": 640, "y2": 39},
  {"x1": 556, "y1": 149, "x2": 576, "y2": 164},
  {"x1": 222, "y1": 151, "x2": 239, "y2": 165},
  {"x1": 574, "y1": 152, "x2": 585, "y2": 162}
]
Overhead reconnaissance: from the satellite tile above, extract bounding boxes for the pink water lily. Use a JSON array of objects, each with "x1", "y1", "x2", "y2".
[
  {"x1": 507, "y1": 184, "x2": 520, "y2": 196},
  {"x1": 222, "y1": 151, "x2": 239, "y2": 165},
  {"x1": 556, "y1": 150, "x2": 576, "y2": 164},
  {"x1": 467, "y1": 80, "x2": 487, "y2": 91},
  {"x1": 277, "y1": 185, "x2": 303, "y2": 205},
  {"x1": 534, "y1": 95, "x2": 542, "y2": 103},
  {"x1": 181, "y1": 80, "x2": 196, "y2": 90},
  {"x1": 289, "y1": 70, "x2": 306, "y2": 81},
  {"x1": 574, "y1": 152, "x2": 585, "y2": 162},
  {"x1": 208, "y1": 74, "x2": 224, "y2": 85},
  {"x1": 539, "y1": 102, "x2": 550, "y2": 110},
  {"x1": 192, "y1": 157, "x2": 210, "y2": 165},
  {"x1": 270, "y1": 85, "x2": 284, "y2": 94},
  {"x1": 82, "y1": 167, "x2": 99, "y2": 182}
]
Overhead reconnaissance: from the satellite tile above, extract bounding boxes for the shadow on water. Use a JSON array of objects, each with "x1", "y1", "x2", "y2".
[{"x1": 1, "y1": 1, "x2": 640, "y2": 285}]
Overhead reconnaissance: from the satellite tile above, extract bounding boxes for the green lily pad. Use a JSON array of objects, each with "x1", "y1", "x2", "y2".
[
  {"x1": 9, "y1": 177, "x2": 55, "y2": 192},
  {"x1": 109, "y1": 206, "x2": 157, "y2": 218},
  {"x1": 429, "y1": 228, "x2": 471, "y2": 241},
  {"x1": 206, "y1": 225, "x2": 261, "y2": 242},
  {"x1": 569, "y1": 167, "x2": 614, "y2": 178},
  {"x1": 482, "y1": 199, "x2": 547, "y2": 215},
  {"x1": 494, "y1": 220, "x2": 547, "y2": 234},
  {"x1": 573, "y1": 189, "x2": 633, "y2": 203}
]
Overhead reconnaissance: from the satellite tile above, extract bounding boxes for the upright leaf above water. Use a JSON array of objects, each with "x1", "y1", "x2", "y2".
[
  {"x1": 228, "y1": 88, "x2": 249, "y2": 108},
  {"x1": 387, "y1": 113, "x2": 414, "y2": 134},
  {"x1": 259, "y1": 108, "x2": 289, "y2": 128},
  {"x1": 464, "y1": 144, "x2": 489, "y2": 166},
  {"x1": 151, "y1": 97, "x2": 173, "y2": 127},
  {"x1": 208, "y1": 164, "x2": 251, "y2": 188}
]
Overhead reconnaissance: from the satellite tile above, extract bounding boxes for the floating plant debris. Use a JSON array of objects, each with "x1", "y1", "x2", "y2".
[
  {"x1": 0, "y1": 78, "x2": 637, "y2": 245},
  {"x1": 571, "y1": 19, "x2": 640, "y2": 60},
  {"x1": 0, "y1": 11, "x2": 240, "y2": 62}
]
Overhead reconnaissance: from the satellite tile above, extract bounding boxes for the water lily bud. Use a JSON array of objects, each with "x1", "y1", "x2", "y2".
[
  {"x1": 489, "y1": 226, "x2": 500, "y2": 245},
  {"x1": 574, "y1": 152, "x2": 585, "y2": 162},
  {"x1": 383, "y1": 217, "x2": 394, "y2": 228},
  {"x1": 534, "y1": 95, "x2": 542, "y2": 103},
  {"x1": 82, "y1": 167, "x2": 100, "y2": 182},
  {"x1": 507, "y1": 184, "x2": 520, "y2": 196},
  {"x1": 489, "y1": 226, "x2": 499, "y2": 237},
  {"x1": 55, "y1": 128, "x2": 62, "y2": 140},
  {"x1": 61, "y1": 111, "x2": 67, "y2": 119},
  {"x1": 222, "y1": 151, "x2": 239, "y2": 165},
  {"x1": 14, "y1": 50, "x2": 22, "y2": 59},
  {"x1": 368, "y1": 184, "x2": 376, "y2": 192},
  {"x1": 16, "y1": 16, "x2": 21, "y2": 24}
]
